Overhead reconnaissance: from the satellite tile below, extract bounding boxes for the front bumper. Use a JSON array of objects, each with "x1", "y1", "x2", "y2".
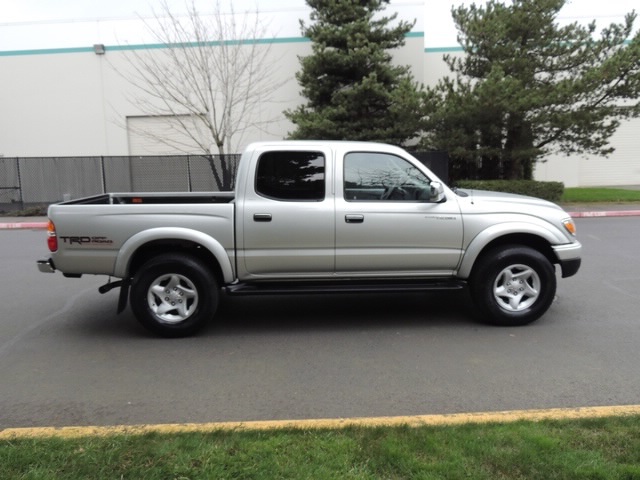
[
  {"x1": 37, "y1": 258, "x2": 56, "y2": 273},
  {"x1": 552, "y1": 242, "x2": 582, "y2": 278}
]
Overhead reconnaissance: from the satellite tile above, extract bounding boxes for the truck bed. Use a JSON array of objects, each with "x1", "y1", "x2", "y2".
[
  {"x1": 61, "y1": 192, "x2": 235, "y2": 205},
  {"x1": 47, "y1": 192, "x2": 236, "y2": 277}
]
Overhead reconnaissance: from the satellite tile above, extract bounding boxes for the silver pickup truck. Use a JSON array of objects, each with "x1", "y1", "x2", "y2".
[{"x1": 37, "y1": 141, "x2": 581, "y2": 337}]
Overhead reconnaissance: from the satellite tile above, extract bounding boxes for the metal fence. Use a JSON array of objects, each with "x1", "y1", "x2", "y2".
[
  {"x1": 0, "y1": 154, "x2": 240, "y2": 212},
  {"x1": 0, "y1": 151, "x2": 448, "y2": 212}
]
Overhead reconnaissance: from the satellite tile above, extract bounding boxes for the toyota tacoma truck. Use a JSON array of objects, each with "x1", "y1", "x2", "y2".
[{"x1": 37, "y1": 141, "x2": 581, "y2": 337}]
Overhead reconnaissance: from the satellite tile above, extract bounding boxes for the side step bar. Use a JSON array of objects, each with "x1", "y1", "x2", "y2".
[{"x1": 224, "y1": 279, "x2": 466, "y2": 296}]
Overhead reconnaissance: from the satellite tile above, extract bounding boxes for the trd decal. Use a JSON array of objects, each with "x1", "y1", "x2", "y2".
[{"x1": 60, "y1": 236, "x2": 113, "y2": 246}]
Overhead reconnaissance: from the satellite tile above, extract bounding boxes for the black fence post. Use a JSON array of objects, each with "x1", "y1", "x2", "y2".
[
  {"x1": 100, "y1": 156, "x2": 107, "y2": 194},
  {"x1": 16, "y1": 157, "x2": 24, "y2": 209},
  {"x1": 187, "y1": 155, "x2": 193, "y2": 192}
]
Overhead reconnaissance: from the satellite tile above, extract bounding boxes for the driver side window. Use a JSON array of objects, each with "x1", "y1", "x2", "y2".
[{"x1": 344, "y1": 152, "x2": 432, "y2": 201}]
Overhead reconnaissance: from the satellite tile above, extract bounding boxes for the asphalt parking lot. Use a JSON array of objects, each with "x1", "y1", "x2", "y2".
[{"x1": 1, "y1": 217, "x2": 639, "y2": 429}]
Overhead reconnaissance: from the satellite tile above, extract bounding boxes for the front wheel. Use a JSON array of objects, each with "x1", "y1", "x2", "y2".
[
  {"x1": 130, "y1": 253, "x2": 218, "y2": 337},
  {"x1": 470, "y1": 245, "x2": 556, "y2": 326}
]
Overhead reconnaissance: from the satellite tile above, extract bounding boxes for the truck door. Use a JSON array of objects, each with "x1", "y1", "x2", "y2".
[
  {"x1": 335, "y1": 151, "x2": 463, "y2": 275},
  {"x1": 239, "y1": 148, "x2": 335, "y2": 278}
]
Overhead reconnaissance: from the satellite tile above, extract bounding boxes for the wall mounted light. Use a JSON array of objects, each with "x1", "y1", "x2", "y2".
[{"x1": 93, "y1": 44, "x2": 106, "y2": 55}]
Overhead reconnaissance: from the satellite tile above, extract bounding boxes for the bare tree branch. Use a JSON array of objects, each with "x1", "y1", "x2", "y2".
[{"x1": 115, "y1": 0, "x2": 286, "y2": 171}]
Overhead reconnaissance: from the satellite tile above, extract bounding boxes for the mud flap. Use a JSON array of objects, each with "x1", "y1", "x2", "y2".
[{"x1": 117, "y1": 278, "x2": 130, "y2": 314}]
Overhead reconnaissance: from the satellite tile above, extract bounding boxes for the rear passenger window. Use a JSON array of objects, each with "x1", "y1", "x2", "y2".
[{"x1": 255, "y1": 151, "x2": 325, "y2": 201}]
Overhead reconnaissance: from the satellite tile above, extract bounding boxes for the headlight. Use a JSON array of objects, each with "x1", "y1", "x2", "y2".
[{"x1": 562, "y1": 218, "x2": 577, "y2": 236}]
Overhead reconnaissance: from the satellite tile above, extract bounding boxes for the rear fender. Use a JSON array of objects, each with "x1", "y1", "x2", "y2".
[{"x1": 113, "y1": 227, "x2": 234, "y2": 282}]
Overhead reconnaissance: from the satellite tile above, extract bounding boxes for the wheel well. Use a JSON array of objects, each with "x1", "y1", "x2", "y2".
[
  {"x1": 127, "y1": 239, "x2": 223, "y2": 283},
  {"x1": 472, "y1": 234, "x2": 556, "y2": 271}
]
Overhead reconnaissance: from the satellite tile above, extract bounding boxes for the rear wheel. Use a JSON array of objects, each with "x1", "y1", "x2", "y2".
[
  {"x1": 130, "y1": 253, "x2": 218, "y2": 337},
  {"x1": 470, "y1": 245, "x2": 556, "y2": 326}
]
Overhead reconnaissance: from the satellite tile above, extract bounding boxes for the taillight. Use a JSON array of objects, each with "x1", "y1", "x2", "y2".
[{"x1": 47, "y1": 220, "x2": 58, "y2": 252}]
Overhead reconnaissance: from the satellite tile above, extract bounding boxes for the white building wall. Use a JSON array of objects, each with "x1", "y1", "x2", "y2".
[
  {"x1": 534, "y1": 118, "x2": 640, "y2": 187},
  {"x1": 1, "y1": 51, "x2": 110, "y2": 156},
  {"x1": 0, "y1": 39, "x2": 315, "y2": 157},
  {"x1": 0, "y1": 34, "x2": 424, "y2": 158}
]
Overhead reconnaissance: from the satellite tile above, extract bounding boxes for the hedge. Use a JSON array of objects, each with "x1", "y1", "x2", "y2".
[{"x1": 453, "y1": 180, "x2": 564, "y2": 202}]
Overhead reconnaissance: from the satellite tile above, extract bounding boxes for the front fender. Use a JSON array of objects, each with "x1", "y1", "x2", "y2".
[
  {"x1": 113, "y1": 227, "x2": 234, "y2": 283},
  {"x1": 457, "y1": 221, "x2": 568, "y2": 279}
]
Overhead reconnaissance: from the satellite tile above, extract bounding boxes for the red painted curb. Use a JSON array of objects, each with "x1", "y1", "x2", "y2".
[
  {"x1": 569, "y1": 210, "x2": 640, "y2": 218},
  {"x1": 0, "y1": 222, "x2": 49, "y2": 230}
]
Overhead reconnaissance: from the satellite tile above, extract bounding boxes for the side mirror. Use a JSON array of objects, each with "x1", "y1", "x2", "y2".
[{"x1": 429, "y1": 181, "x2": 446, "y2": 203}]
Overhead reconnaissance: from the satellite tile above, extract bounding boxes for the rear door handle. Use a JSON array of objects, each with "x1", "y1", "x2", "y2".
[
  {"x1": 345, "y1": 214, "x2": 364, "y2": 224},
  {"x1": 253, "y1": 213, "x2": 272, "y2": 222}
]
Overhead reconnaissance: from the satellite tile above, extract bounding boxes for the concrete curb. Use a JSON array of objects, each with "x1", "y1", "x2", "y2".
[
  {"x1": 2, "y1": 404, "x2": 640, "y2": 439},
  {"x1": 2, "y1": 209, "x2": 640, "y2": 230}
]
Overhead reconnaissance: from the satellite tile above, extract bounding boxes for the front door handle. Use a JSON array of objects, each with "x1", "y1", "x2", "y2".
[
  {"x1": 345, "y1": 214, "x2": 364, "y2": 224},
  {"x1": 253, "y1": 213, "x2": 272, "y2": 222}
]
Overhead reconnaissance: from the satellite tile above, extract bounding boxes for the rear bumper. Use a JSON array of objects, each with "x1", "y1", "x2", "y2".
[
  {"x1": 37, "y1": 258, "x2": 56, "y2": 273},
  {"x1": 552, "y1": 242, "x2": 582, "y2": 278}
]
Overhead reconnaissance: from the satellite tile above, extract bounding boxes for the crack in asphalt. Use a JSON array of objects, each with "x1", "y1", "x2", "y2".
[{"x1": 0, "y1": 285, "x2": 97, "y2": 360}]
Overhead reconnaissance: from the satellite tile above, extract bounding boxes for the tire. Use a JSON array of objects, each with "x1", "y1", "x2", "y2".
[
  {"x1": 130, "y1": 253, "x2": 218, "y2": 337},
  {"x1": 469, "y1": 245, "x2": 556, "y2": 326}
]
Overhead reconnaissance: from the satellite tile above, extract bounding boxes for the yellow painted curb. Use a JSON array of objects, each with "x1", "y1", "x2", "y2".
[{"x1": 2, "y1": 405, "x2": 640, "y2": 440}]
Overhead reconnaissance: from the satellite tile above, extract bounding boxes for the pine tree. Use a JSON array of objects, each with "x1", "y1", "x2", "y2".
[
  {"x1": 422, "y1": 0, "x2": 640, "y2": 180},
  {"x1": 285, "y1": 0, "x2": 423, "y2": 145}
]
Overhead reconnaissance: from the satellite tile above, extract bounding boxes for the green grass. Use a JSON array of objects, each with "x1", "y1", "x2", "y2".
[
  {"x1": 2, "y1": 416, "x2": 640, "y2": 479},
  {"x1": 562, "y1": 187, "x2": 640, "y2": 203}
]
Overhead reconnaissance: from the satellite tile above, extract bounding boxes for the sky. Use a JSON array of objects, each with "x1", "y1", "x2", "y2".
[
  {"x1": 425, "y1": 0, "x2": 639, "y2": 48},
  {"x1": 0, "y1": 0, "x2": 637, "y2": 52}
]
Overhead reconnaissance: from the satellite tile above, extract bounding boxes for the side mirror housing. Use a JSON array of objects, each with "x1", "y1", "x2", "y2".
[{"x1": 429, "y1": 181, "x2": 446, "y2": 203}]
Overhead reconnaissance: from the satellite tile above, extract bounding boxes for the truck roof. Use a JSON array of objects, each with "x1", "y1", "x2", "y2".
[{"x1": 245, "y1": 140, "x2": 409, "y2": 154}]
